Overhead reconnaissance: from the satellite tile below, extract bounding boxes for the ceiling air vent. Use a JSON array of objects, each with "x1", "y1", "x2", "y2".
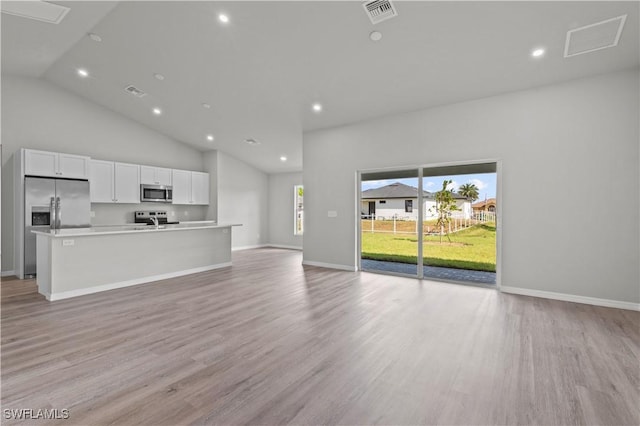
[
  {"x1": 124, "y1": 85, "x2": 147, "y2": 98},
  {"x1": 244, "y1": 138, "x2": 261, "y2": 146},
  {"x1": 564, "y1": 15, "x2": 627, "y2": 58},
  {"x1": 362, "y1": 0, "x2": 397, "y2": 25}
]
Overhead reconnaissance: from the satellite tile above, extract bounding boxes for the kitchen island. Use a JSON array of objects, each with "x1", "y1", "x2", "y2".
[{"x1": 33, "y1": 222, "x2": 240, "y2": 301}]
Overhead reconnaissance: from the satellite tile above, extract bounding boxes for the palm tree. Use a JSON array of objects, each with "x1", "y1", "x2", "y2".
[{"x1": 458, "y1": 183, "x2": 480, "y2": 218}]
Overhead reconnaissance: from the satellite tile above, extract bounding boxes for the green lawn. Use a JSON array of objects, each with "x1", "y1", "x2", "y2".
[{"x1": 361, "y1": 223, "x2": 496, "y2": 272}]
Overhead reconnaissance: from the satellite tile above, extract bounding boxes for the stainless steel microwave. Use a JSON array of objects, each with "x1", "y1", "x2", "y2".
[{"x1": 140, "y1": 184, "x2": 173, "y2": 203}]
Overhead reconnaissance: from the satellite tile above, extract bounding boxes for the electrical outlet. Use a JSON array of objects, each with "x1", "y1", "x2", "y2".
[
  {"x1": 170, "y1": 211, "x2": 175, "y2": 216},
  {"x1": 90, "y1": 211, "x2": 96, "y2": 218},
  {"x1": 328, "y1": 210, "x2": 338, "y2": 218},
  {"x1": 62, "y1": 239, "x2": 74, "y2": 246},
  {"x1": 184, "y1": 211, "x2": 189, "y2": 216},
  {"x1": 223, "y1": 229, "x2": 229, "y2": 234}
]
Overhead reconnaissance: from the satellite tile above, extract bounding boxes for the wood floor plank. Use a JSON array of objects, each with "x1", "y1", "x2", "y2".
[{"x1": 1, "y1": 248, "x2": 638, "y2": 425}]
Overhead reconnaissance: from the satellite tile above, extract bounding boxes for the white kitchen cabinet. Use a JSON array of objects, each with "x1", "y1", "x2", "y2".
[
  {"x1": 191, "y1": 172, "x2": 210, "y2": 205},
  {"x1": 90, "y1": 160, "x2": 114, "y2": 203},
  {"x1": 140, "y1": 165, "x2": 172, "y2": 186},
  {"x1": 114, "y1": 163, "x2": 140, "y2": 203},
  {"x1": 90, "y1": 160, "x2": 140, "y2": 203},
  {"x1": 171, "y1": 169, "x2": 192, "y2": 204},
  {"x1": 24, "y1": 150, "x2": 56, "y2": 177},
  {"x1": 171, "y1": 169, "x2": 209, "y2": 205},
  {"x1": 24, "y1": 149, "x2": 90, "y2": 179}
]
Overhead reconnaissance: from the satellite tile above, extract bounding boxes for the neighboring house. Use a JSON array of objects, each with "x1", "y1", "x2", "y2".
[
  {"x1": 472, "y1": 198, "x2": 497, "y2": 213},
  {"x1": 361, "y1": 182, "x2": 471, "y2": 220}
]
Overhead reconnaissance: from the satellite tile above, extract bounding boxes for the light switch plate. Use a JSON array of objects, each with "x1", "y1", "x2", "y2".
[
  {"x1": 62, "y1": 239, "x2": 74, "y2": 246},
  {"x1": 90, "y1": 211, "x2": 96, "y2": 218},
  {"x1": 328, "y1": 210, "x2": 338, "y2": 218}
]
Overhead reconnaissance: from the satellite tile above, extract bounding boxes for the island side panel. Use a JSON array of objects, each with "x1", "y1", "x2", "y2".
[
  {"x1": 47, "y1": 227, "x2": 232, "y2": 299},
  {"x1": 36, "y1": 233, "x2": 52, "y2": 297}
]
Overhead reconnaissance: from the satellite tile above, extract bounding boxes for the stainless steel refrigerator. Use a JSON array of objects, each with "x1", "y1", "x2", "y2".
[{"x1": 24, "y1": 177, "x2": 90, "y2": 276}]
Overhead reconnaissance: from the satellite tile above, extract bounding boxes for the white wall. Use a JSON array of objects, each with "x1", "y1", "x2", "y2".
[
  {"x1": 203, "y1": 150, "x2": 219, "y2": 222},
  {"x1": 1, "y1": 75, "x2": 206, "y2": 273},
  {"x1": 268, "y1": 172, "x2": 303, "y2": 249},
  {"x1": 455, "y1": 200, "x2": 472, "y2": 219},
  {"x1": 303, "y1": 69, "x2": 639, "y2": 304},
  {"x1": 217, "y1": 151, "x2": 269, "y2": 249},
  {"x1": 362, "y1": 198, "x2": 470, "y2": 220},
  {"x1": 364, "y1": 198, "x2": 417, "y2": 220}
]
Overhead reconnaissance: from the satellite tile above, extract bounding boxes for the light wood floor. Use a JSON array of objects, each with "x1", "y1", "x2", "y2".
[{"x1": 2, "y1": 248, "x2": 639, "y2": 425}]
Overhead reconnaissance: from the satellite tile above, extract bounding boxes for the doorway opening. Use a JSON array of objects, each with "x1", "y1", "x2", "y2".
[{"x1": 358, "y1": 162, "x2": 499, "y2": 286}]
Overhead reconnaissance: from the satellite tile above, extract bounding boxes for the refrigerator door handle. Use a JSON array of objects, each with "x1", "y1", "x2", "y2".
[
  {"x1": 55, "y1": 197, "x2": 61, "y2": 230},
  {"x1": 50, "y1": 197, "x2": 56, "y2": 230}
]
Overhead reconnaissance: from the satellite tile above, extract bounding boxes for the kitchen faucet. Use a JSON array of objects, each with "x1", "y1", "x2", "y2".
[{"x1": 150, "y1": 216, "x2": 159, "y2": 228}]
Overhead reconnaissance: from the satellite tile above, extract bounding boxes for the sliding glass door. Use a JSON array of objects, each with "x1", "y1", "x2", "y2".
[
  {"x1": 360, "y1": 168, "x2": 421, "y2": 277},
  {"x1": 359, "y1": 162, "x2": 498, "y2": 285},
  {"x1": 421, "y1": 164, "x2": 497, "y2": 285}
]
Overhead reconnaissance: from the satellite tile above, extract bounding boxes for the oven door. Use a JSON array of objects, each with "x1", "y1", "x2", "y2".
[{"x1": 141, "y1": 185, "x2": 172, "y2": 203}]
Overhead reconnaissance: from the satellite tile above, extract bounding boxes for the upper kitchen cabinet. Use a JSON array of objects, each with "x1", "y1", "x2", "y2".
[
  {"x1": 114, "y1": 163, "x2": 141, "y2": 203},
  {"x1": 24, "y1": 149, "x2": 90, "y2": 179},
  {"x1": 90, "y1": 160, "x2": 114, "y2": 203},
  {"x1": 171, "y1": 169, "x2": 191, "y2": 204},
  {"x1": 171, "y1": 169, "x2": 209, "y2": 205},
  {"x1": 191, "y1": 172, "x2": 209, "y2": 205},
  {"x1": 140, "y1": 166, "x2": 172, "y2": 186},
  {"x1": 90, "y1": 160, "x2": 140, "y2": 204}
]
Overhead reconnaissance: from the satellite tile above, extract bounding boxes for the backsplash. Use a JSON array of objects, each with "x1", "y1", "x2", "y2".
[{"x1": 90, "y1": 203, "x2": 208, "y2": 225}]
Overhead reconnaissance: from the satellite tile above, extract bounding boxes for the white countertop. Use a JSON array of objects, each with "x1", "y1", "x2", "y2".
[{"x1": 33, "y1": 222, "x2": 241, "y2": 238}]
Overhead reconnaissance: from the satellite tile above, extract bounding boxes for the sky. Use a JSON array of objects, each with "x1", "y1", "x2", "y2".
[{"x1": 362, "y1": 173, "x2": 497, "y2": 201}]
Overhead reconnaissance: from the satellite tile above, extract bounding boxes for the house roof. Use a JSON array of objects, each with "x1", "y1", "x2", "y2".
[
  {"x1": 362, "y1": 182, "x2": 466, "y2": 200},
  {"x1": 472, "y1": 198, "x2": 497, "y2": 208},
  {"x1": 362, "y1": 183, "x2": 427, "y2": 199}
]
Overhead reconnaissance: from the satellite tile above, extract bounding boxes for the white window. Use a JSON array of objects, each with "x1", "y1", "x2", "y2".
[{"x1": 294, "y1": 185, "x2": 304, "y2": 235}]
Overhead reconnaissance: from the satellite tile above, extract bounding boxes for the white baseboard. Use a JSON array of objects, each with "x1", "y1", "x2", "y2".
[
  {"x1": 501, "y1": 286, "x2": 640, "y2": 312},
  {"x1": 232, "y1": 244, "x2": 268, "y2": 251},
  {"x1": 1, "y1": 270, "x2": 16, "y2": 278},
  {"x1": 45, "y1": 263, "x2": 232, "y2": 301},
  {"x1": 302, "y1": 260, "x2": 357, "y2": 272},
  {"x1": 267, "y1": 244, "x2": 303, "y2": 251}
]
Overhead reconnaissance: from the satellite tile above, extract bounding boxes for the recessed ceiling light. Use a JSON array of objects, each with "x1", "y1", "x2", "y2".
[
  {"x1": 312, "y1": 103, "x2": 323, "y2": 113},
  {"x1": 88, "y1": 33, "x2": 102, "y2": 42},
  {"x1": 369, "y1": 31, "x2": 383, "y2": 41},
  {"x1": 202, "y1": 103, "x2": 211, "y2": 109},
  {"x1": 152, "y1": 107, "x2": 162, "y2": 115},
  {"x1": 531, "y1": 47, "x2": 546, "y2": 58},
  {"x1": 154, "y1": 73, "x2": 165, "y2": 81},
  {"x1": 77, "y1": 68, "x2": 89, "y2": 78},
  {"x1": 206, "y1": 134, "x2": 214, "y2": 141},
  {"x1": 218, "y1": 13, "x2": 229, "y2": 23},
  {"x1": 280, "y1": 156, "x2": 287, "y2": 162}
]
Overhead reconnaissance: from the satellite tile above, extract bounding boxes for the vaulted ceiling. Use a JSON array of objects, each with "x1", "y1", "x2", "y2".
[{"x1": 2, "y1": 1, "x2": 638, "y2": 173}]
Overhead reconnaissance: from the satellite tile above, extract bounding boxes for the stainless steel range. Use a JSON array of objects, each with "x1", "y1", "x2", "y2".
[{"x1": 134, "y1": 210, "x2": 178, "y2": 225}]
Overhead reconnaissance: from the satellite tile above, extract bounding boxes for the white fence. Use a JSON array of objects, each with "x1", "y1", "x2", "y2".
[
  {"x1": 472, "y1": 211, "x2": 496, "y2": 222},
  {"x1": 362, "y1": 212, "x2": 495, "y2": 235}
]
